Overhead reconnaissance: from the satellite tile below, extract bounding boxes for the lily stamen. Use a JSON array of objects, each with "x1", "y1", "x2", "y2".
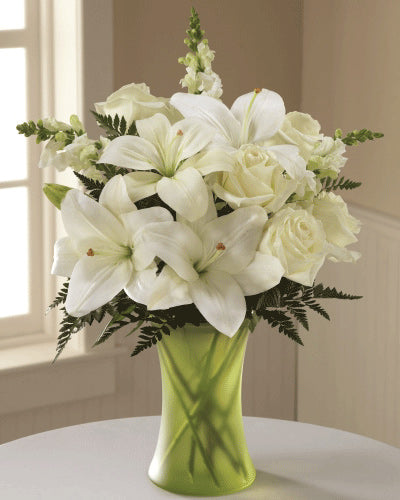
[
  {"x1": 254, "y1": 88, "x2": 261, "y2": 93},
  {"x1": 176, "y1": 129, "x2": 183, "y2": 136},
  {"x1": 87, "y1": 248, "x2": 94, "y2": 256}
]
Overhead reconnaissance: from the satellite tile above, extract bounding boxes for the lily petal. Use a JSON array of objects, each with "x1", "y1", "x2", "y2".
[
  {"x1": 231, "y1": 89, "x2": 285, "y2": 144},
  {"x1": 51, "y1": 237, "x2": 79, "y2": 277},
  {"x1": 65, "y1": 255, "x2": 132, "y2": 316},
  {"x1": 61, "y1": 189, "x2": 127, "y2": 248},
  {"x1": 134, "y1": 221, "x2": 201, "y2": 281},
  {"x1": 99, "y1": 175, "x2": 137, "y2": 218},
  {"x1": 234, "y1": 252, "x2": 284, "y2": 295},
  {"x1": 124, "y1": 171, "x2": 160, "y2": 202},
  {"x1": 183, "y1": 149, "x2": 235, "y2": 176},
  {"x1": 120, "y1": 206, "x2": 173, "y2": 242},
  {"x1": 99, "y1": 135, "x2": 161, "y2": 171},
  {"x1": 136, "y1": 113, "x2": 170, "y2": 154},
  {"x1": 170, "y1": 117, "x2": 213, "y2": 161},
  {"x1": 170, "y1": 92, "x2": 241, "y2": 148},
  {"x1": 146, "y1": 266, "x2": 192, "y2": 310},
  {"x1": 189, "y1": 270, "x2": 246, "y2": 336},
  {"x1": 156, "y1": 167, "x2": 208, "y2": 222},
  {"x1": 201, "y1": 206, "x2": 267, "y2": 273}
]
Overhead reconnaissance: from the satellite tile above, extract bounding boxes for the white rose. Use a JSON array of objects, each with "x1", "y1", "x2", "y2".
[
  {"x1": 212, "y1": 145, "x2": 301, "y2": 213},
  {"x1": 259, "y1": 206, "x2": 326, "y2": 285},
  {"x1": 94, "y1": 83, "x2": 181, "y2": 126},
  {"x1": 311, "y1": 191, "x2": 361, "y2": 262},
  {"x1": 264, "y1": 111, "x2": 322, "y2": 162},
  {"x1": 308, "y1": 137, "x2": 347, "y2": 178}
]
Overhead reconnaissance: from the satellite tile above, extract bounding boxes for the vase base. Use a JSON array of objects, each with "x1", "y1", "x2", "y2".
[{"x1": 148, "y1": 469, "x2": 256, "y2": 497}]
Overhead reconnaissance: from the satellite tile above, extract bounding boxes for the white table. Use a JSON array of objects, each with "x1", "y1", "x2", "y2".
[{"x1": 1, "y1": 416, "x2": 399, "y2": 499}]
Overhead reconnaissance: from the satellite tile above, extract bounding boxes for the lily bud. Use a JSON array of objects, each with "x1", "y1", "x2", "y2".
[{"x1": 43, "y1": 183, "x2": 72, "y2": 209}]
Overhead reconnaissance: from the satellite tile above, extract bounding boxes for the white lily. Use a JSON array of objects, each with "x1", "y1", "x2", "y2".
[
  {"x1": 99, "y1": 113, "x2": 229, "y2": 222},
  {"x1": 51, "y1": 176, "x2": 172, "y2": 316},
  {"x1": 127, "y1": 202, "x2": 284, "y2": 336},
  {"x1": 170, "y1": 88, "x2": 285, "y2": 151}
]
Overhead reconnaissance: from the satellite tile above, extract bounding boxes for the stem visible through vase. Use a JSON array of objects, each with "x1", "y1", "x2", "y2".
[{"x1": 148, "y1": 322, "x2": 256, "y2": 496}]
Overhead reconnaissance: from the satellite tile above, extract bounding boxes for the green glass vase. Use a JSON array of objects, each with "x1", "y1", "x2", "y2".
[{"x1": 148, "y1": 322, "x2": 256, "y2": 496}]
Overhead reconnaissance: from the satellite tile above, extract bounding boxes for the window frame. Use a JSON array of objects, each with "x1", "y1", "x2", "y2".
[{"x1": 0, "y1": 0, "x2": 45, "y2": 340}]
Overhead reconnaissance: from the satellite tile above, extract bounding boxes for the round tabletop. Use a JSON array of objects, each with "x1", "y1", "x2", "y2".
[{"x1": 0, "y1": 416, "x2": 399, "y2": 499}]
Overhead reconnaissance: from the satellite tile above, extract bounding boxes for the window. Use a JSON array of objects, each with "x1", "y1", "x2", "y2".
[{"x1": 0, "y1": 0, "x2": 44, "y2": 339}]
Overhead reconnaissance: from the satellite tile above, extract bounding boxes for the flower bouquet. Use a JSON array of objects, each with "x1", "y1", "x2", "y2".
[{"x1": 17, "y1": 8, "x2": 383, "y2": 497}]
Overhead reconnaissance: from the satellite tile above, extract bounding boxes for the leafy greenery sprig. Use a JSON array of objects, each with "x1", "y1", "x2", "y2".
[
  {"x1": 49, "y1": 274, "x2": 362, "y2": 360},
  {"x1": 320, "y1": 175, "x2": 362, "y2": 192},
  {"x1": 91, "y1": 111, "x2": 137, "y2": 139},
  {"x1": 183, "y1": 7, "x2": 205, "y2": 54},
  {"x1": 16, "y1": 119, "x2": 81, "y2": 145},
  {"x1": 335, "y1": 128, "x2": 384, "y2": 146}
]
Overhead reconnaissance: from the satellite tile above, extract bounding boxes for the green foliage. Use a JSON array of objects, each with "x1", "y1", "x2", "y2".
[
  {"x1": 312, "y1": 283, "x2": 362, "y2": 300},
  {"x1": 246, "y1": 278, "x2": 361, "y2": 346},
  {"x1": 320, "y1": 175, "x2": 362, "y2": 192},
  {"x1": 46, "y1": 280, "x2": 69, "y2": 313},
  {"x1": 16, "y1": 119, "x2": 77, "y2": 145},
  {"x1": 43, "y1": 183, "x2": 72, "y2": 209},
  {"x1": 335, "y1": 128, "x2": 384, "y2": 146},
  {"x1": 96, "y1": 163, "x2": 130, "y2": 181},
  {"x1": 91, "y1": 111, "x2": 137, "y2": 139},
  {"x1": 184, "y1": 7, "x2": 205, "y2": 53},
  {"x1": 73, "y1": 171, "x2": 104, "y2": 201}
]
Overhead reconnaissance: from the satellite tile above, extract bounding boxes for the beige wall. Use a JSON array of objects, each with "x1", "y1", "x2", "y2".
[
  {"x1": 298, "y1": 0, "x2": 400, "y2": 446},
  {"x1": 114, "y1": 0, "x2": 302, "y2": 109},
  {"x1": 302, "y1": 0, "x2": 400, "y2": 218}
]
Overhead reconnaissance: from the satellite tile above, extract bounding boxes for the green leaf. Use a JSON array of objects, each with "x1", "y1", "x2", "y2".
[
  {"x1": 312, "y1": 284, "x2": 362, "y2": 300},
  {"x1": 320, "y1": 176, "x2": 362, "y2": 192},
  {"x1": 73, "y1": 171, "x2": 104, "y2": 201},
  {"x1": 43, "y1": 183, "x2": 72, "y2": 209},
  {"x1": 91, "y1": 111, "x2": 137, "y2": 139},
  {"x1": 341, "y1": 128, "x2": 384, "y2": 146}
]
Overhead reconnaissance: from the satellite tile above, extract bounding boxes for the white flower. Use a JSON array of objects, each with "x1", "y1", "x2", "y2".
[
  {"x1": 181, "y1": 67, "x2": 223, "y2": 98},
  {"x1": 308, "y1": 137, "x2": 347, "y2": 178},
  {"x1": 264, "y1": 111, "x2": 322, "y2": 162},
  {"x1": 39, "y1": 134, "x2": 108, "y2": 179},
  {"x1": 211, "y1": 144, "x2": 306, "y2": 213},
  {"x1": 94, "y1": 83, "x2": 181, "y2": 126},
  {"x1": 311, "y1": 191, "x2": 361, "y2": 262},
  {"x1": 42, "y1": 117, "x2": 70, "y2": 132},
  {"x1": 170, "y1": 88, "x2": 286, "y2": 151},
  {"x1": 197, "y1": 41, "x2": 216, "y2": 70},
  {"x1": 39, "y1": 138, "x2": 69, "y2": 170},
  {"x1": 259, "y1": 206, "x2": 327, "y2": 286},
  {"x1": 99, "y1": 113, "x2": 231, "y2": 221},
  {"x1": 127, "y1": 203, "x2": 284, "y2": 336},
  {"x1": 51, "y1": 176, "x2": 172, "y2": 316}
]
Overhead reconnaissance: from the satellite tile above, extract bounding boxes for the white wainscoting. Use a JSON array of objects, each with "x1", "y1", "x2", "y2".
[{"x1": 297, "y1": 203, "x2": 400, "y2": 447}]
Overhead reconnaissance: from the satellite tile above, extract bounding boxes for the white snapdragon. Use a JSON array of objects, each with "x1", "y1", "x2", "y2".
[
  {"x1": 95, "y1": 83, "x2": 181, "y2": 126},
  {"x1": 181, "y1": 67, "x2": 223, "y2": 99},
  {"x1": 308, "y1": 136, "x2": 347, "y2": 178},
  {"x1": 179, "y1": 40, "x2": 223, "y2": 98}
]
